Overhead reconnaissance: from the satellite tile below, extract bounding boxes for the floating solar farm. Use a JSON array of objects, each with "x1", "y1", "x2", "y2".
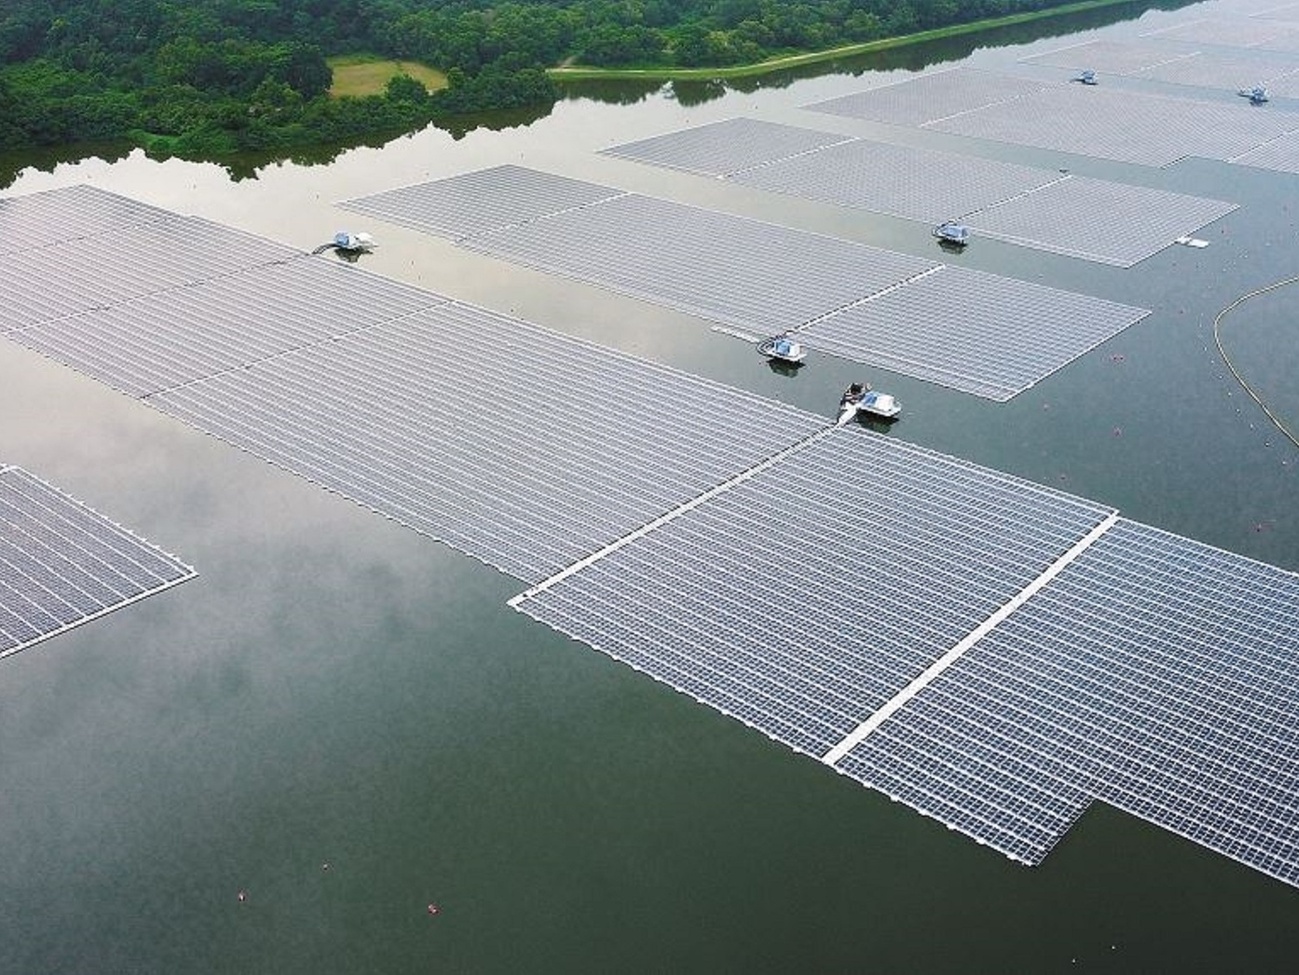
[
  {"x1": 805, "y1": 66, "x2": 1299, "y2": 171},
  {"x1": 6, "y1": 183, "x2": 1299, "y2": 893},
  {"x1": 343, "y1": 167, "x2": 1150, "y2": 398},
  {"x1": 0, "y1": 465, "x2": 194, "y2": 659},
  {"x1": 601, "y1": 119, "x2": 1236, "y2": 265}
]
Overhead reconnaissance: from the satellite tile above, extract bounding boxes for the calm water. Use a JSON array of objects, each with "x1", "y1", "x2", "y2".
[{"x1": 2, "y1": 2, "x2": 1297, "y2": 971}]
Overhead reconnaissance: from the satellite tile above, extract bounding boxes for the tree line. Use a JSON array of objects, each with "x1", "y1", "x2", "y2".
[{"x1": 0, "y1": 0, "x2": 1106, "y2": 159}]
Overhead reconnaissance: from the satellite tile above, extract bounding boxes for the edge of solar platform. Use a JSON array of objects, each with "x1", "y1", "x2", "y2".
[{"x1": 0, "y1": 465, "x2": 198, "y2": 661}]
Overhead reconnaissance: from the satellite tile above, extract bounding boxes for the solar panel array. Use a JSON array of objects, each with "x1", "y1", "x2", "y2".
[
  {"x1": 1023, "y1": 39, "x2": 1299, "y2": 93},
  {"x1": 513, "y1": 426, "x2": 1114, "y2": 756},
  {"x1": 339, "y1": 164, "x2": 626, "y2": 240},
  {"x1": 6, "y1": 185, "x2": 1299, "y2": 892},
  {"x1": 798, "y1": 265, "x2": 1149, "y2": 401},
  {"x1": 807, "y1": 68, "x2": 1046, "y2": 126},
  {"x1": 1232, "y1": 130, "x2": 1299, "y2": 170},
  {"x1": 149, "y1": 305, "x2": 827, "y2": 582},
  {"x1": 927, "y1": 82, "x2": 1299, "y2": 166},
  {"x1": 730, "y1": 137, "x2": 1062, "y2": 222},
  {"x1": 0, "y1": 184, "x2": 173, "y2": 256},
  {"x1": 805, "y1": 68, "x2": 1299, "y2": 167},
  {"x1": 966, "y1": 178, "x2": 1236, "y2": 266},
  {"x1": 345, "y1": 165, "x2": 1155, "y2": 394},
  {"x1": 464, "y1": 191, "x2": 938, "y2": 337},
  {"x1": 1023, "y1": 39, "x2": 1191, "y2": 75},
  {"x1": 601, "y1": 121, "x2": 1234, "y2": 266},
  {"x1": 1143, "y1": 17, "x2": 1299, "y2": 50},
  {"x1": 0, "y1": 217, "x2": 301, "y2": 334},
  {"x1": 0, "y1": 466, "x2": 195, "y2": 659},
  {"x1": 9, "y1": 259, "x2": 445, "y2": 398},
  {"x1": 600, "y1": 117, "x2": 851, "y2": 176},
  {"x1": 836, "y1": 519, "x2": 1299, "y2": 885}
]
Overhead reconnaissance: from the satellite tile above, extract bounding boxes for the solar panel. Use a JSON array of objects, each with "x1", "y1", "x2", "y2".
[
  {"x1": 928, "y1": 81, "x2": 1299, "y2": 166},
  {"x1": 0, "y1": 215, "x2": 302, "y2": 333},
  {"x1": 1141, "y1": 17, "x2": 1299, "y2": 48},
  {"x1": 835, "y1": 517, "x2": 1299, "y2": 883},
  {"x1": 513, "y1": 426, "x2": 1113, "y2": 758},
  {"x1": 149, "y1": 304, "x2": 828, "y2": 582},
  {"x1": 805, "y1": 68, "x2": 1047, "y2": 127},
  {"x1": 600, "y1": 118, "x2": 853, "y2": 176},
  {"x1": 1231, "y1": 130, "x2": 1299, "y2": 171},
  {"x1": 0, "y1": 466, "x2": 195, "y2": 659},
  {"x1": 10, "y1": 258, "x2": 447, "y2": 397},
  {"x1": 731, "y1": 138, "x2": 1061, "y2": 224},
  {"x1": 0, "y1": 184, "x2": 173, "y2": 257},
  {"x1": 965, "y1": 177, "x2": 1236, "y2": 266},
  {"x1": 798, "y1": 265, "x2": 1149, "y2": 400},
  {"x1": 464, "y1": 191, "x2": 937, "y2": 337},
  {"x1": 339, "y1": 164, "x2": 626, "y2": 240},
  {"x1": 1021, "y1": 40, "x2": 1195, "y2": 75}
]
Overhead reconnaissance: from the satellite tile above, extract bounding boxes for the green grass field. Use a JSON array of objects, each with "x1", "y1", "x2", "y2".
[{"x1": 328, "y1": 55, "x2": 449, "y2": 97}]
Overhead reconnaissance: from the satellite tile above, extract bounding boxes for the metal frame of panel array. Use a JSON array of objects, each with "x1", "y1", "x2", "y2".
[{"x1": 5, "y1": 185, "x2": 1299, "y2": 895}]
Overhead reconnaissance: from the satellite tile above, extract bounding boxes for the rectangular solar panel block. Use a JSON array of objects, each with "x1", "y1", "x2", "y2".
[
  {"x1": 514, "y1": 425, "x2": 1113, "y2": 761},
  {"x1": 731, "y1": 139, "x2": 1062, "y2": 225},
  {"x1": 600, "y1": 118, "x2": 854, "y2": 177},
  {"x1": 0, "y1": 184, "x2": 173, "y2": 257},
  {"x1": 804, "y1": 68, "x2": 1048, "y2": 127},
  {"x1": 149, "y1": 302, "x2": 828, "y2": 582},
  {"x1": 835, "y1": 517, "x2": 1299, "y2": 888},
  {"x1": 965, "y1": 177, "x2": 1236, "y2": 266},
  {"x1": 1141, "y1": 18, "x2": 1298, "y2": 48},
  {"x1": 0, "y1": 466, "x2": 195, "y2": 659},
  {"x1": 10, "y1": 257, "x2": 447, "y2": 397},
  {"x1": 1231, "y1": 130, "x2": 1299, "y2": 172},
  {"x1": 925, "y1": 78, "x2": 1299, "y2": 167},
  {"x1": 799, "y1": 265, "x2": 1149, "y2": 400},
  {"x1": 0, "y1": 214, "x2": 302, "y2": 333},
  {"x1": 464, "y1": 191, "x2": 937, "y2": 336},
  {"x1": 1021, "y1": 40, "x2": 1196, "y2": 75},
  {"x1": 339, "y1": 165, "x2": 626, "y2": 240}
]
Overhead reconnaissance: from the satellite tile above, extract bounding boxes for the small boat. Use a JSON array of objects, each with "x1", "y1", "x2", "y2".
[
  {"x1": 932, "y1": 220, "x2": 970, "y2": 246},
  {"x1": 757, "y1": 333, "x2": 806, "y2": 365},
  {"x1": 333, "y1": 231, "x2": 376, "y2": 252},
  {"x1": 1239, "y1": 86, "x2": 1269, "y2": 104},
  {"x1": 836, "y1": 382, "x2": 901, "y2": 424},
  {"x1": 1075, "y1": 69, "x2": 1098, "y2": 86}
]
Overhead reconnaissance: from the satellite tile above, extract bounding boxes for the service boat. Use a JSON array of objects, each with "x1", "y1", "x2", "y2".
[
  {"x1": 837, "y1": 382, "x2": 901, "y2": 423},
  {"x1": 932, "y1": 220, "x2": 970, "y2": 246},
  {"x1": 1239, "y1": 85, "x2": 1269, "y2": 104},
  {"x1": 333, "y1": 231, "x2": 376, "y2": 252},
  {"x1": 757, "y1": 333, "x2": 807, "y2": 365}
]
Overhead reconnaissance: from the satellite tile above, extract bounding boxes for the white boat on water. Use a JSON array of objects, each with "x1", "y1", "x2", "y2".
[
  {"x1": 837, "y1": 382, "x2": 901, "y2": 423},
  {"x1": 757, "y1": 333, "x2": 806, "y2": 365},
  {"x1": 333, "y1": 231, "x2": 376, "y2": 252},
  {"x1": 932, "y1": 220, "x2": 970, "y2": 246}
]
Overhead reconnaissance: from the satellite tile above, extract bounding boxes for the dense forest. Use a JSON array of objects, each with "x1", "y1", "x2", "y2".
[{"x1": 0, "y1": 0, "x2": 1104, "y2": 158}]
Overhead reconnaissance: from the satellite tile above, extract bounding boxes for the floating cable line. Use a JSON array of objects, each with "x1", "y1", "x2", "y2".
[{"x1": 1212, "y1": 273, "x2": 1299, "y2": 451}]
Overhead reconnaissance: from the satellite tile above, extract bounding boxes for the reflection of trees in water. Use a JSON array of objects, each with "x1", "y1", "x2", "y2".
[
  {"x1": 0, "y1": 142, "x2": 134, "y2": 191},
  {"x1": 0, "y1": 102, "x2": 555, "y2": 187},
  {"x1": 557, "y1": 0, "x2": 1201, "y2": 108}
]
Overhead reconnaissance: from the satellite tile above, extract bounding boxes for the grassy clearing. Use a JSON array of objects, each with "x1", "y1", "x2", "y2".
[
  {"x1": 328, "y1": 55, "x2": 449, "y2": 97},
  {"x1": 549, "y1": 0, "x2": 1137, "y2": 81}
]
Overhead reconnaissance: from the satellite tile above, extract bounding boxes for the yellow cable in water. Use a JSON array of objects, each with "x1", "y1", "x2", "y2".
[{"x1": 1212, "y1": 274, "x2": 1299, "y2": 452}]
